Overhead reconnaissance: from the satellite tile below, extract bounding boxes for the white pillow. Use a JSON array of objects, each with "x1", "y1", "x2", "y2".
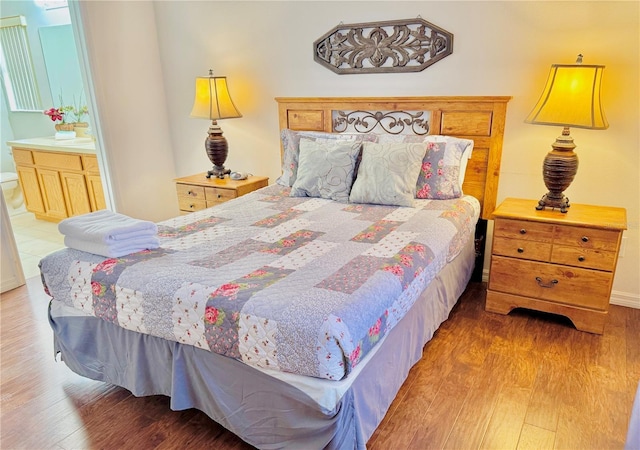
[
  {"x1": 290, "y1": 138, "x2": 362, "y2": 203},
  {"x1": 349, "y1": 141, "x2": 427, "y2": 207}
]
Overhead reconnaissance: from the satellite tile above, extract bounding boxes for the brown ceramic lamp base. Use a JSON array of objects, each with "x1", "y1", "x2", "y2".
[
  {"x1": 536, "y1": 127, "x2": 578, "y2": 213},
  {"x1": 205, "y1": 120, "x2": 231, "y2": 179}
]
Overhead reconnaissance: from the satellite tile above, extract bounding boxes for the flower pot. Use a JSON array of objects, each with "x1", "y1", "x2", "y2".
[
  {"x1": 55, "y1": 123, "x2": 75, "y2": 132},
  {"x1": 74, "y1": 122, "x2": 90, "y2": 137}
]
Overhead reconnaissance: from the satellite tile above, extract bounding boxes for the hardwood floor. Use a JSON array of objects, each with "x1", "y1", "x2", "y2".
[{"x1": 1, "y1": 277, "x2": 638, "y2": 449}]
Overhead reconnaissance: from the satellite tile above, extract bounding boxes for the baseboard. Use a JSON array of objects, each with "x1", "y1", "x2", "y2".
[
  {"x1": 482, "y1": 268, "x2": 489, "y2": 283},
  {"x1": 480, "y1": 270, "x2": 639, "y2": 310},
  {"x1": 610, "y1": 290, "x2": 640, "y2": 309}
]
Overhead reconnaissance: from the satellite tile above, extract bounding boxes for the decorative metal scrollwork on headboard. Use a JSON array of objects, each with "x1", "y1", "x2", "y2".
[
  {"x1": 314, "y1": 18, "x2": 453, "y2": 74},
  {"x1": 333, "y1": 110, "x2": 430, "y2": 135}
]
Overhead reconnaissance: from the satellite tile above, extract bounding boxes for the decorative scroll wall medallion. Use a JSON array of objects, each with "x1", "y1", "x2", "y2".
[
  {"x1": 314, "y1": 18, "x2": 453, "y2": 74},
  {"x1": 333, "y1": 110, "x2": 430, "y2": 135}
]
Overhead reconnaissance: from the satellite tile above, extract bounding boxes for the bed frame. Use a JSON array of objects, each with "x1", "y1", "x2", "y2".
[{"x1": 275, "y1": 96, "x2": 511, "y2": 220}]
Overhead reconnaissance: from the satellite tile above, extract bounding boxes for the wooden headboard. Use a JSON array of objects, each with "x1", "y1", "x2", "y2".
[{"x1": 275, "y1": 96, "x2": 511, "y2": 220}]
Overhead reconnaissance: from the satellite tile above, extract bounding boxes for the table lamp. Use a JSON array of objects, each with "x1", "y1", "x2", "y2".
[
  {"x1": 190, "y1": 70, "x2": 242, "y2": 179},
  {"x1": 525, "y1": 55, "x2": 608, "y2": 212}
]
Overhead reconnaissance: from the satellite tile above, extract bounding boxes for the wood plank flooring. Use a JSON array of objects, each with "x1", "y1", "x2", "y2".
[{"x1": 1, "y1": 277, "x2": 638, "y2": 449}]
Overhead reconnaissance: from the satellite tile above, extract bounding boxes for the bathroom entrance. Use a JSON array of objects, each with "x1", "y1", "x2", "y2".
[{"x1": 1, "y1": 1, "x2": 105, "y2": 284}]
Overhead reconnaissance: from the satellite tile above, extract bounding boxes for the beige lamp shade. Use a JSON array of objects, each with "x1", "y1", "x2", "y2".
[
  {"x1": 525, "y1": 63, "x2": 608, "y2": 130},
  {"x1": 190, "y1": 74, "x2": 242, "y2": 120}
]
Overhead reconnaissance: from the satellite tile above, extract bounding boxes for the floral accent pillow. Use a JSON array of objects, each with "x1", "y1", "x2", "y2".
[
  {"x1": 349, "y1": 141, "x2": 427, "y2": 207},
  {"x1": 376, "y1": 134, "x2": 473, "y2": 199},
  {"x1": 416, "y1": 140, "x2": 462, "y2": 199},
  {"x1": 277, "y1": 129, "x2": 378, "y2": 187},
  {"x1": 290, "y1": 138, "x2": 361, "y2": 203}
]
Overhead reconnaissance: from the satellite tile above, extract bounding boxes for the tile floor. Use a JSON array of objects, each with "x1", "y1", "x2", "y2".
[{"x1": 9, "y1": 211, "x2": 65, "y2": 279}]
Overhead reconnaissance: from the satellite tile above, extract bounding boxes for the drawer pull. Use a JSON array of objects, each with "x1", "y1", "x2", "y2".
[
  {"x1": 187, "y1": 190, "x2": 194, "y2": 196},
  {"x1": 535, "y1": 277, "x2": 558, "y2": 288},
  {"x1": 581, "y1": 236, "x2": 589, "y2": 243},
  {"x1": 578, "y1": 255, "x2": 585, "y2": 262},
  {"x1": 189, "y1": 204, "x2": 195, "y2": 209},
  {"x1": 520, "y1": 229, "x2": 527, "y2": 235},
  {"x1": 217, "y1": 194, "x2": 222, "y2": 199},
  {"x1": 517, "y1": 247, "x2": 524, "y2": 253}
]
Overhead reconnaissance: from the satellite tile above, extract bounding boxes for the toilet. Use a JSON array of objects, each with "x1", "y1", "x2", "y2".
[{"x1": 1, "y1": 172, "x2": 24, "y2": 213}]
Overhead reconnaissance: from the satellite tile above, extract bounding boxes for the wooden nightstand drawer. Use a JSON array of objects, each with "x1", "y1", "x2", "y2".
[
  {"x1": 177, "y1": 196, "x2": 207, "y2": 212},
  {"x1": 494, "y1": 218, "x2": 554, "y2": 243},
  {"x1": 174, "y1": 174, "x2": 269, "y2": 214},
  {"x1": 550, "y1": 245, "x2": 617, "y2": 271},
  {"x1": 492, "y1": 237, "x2": 551, "y2": 262},
  {"x1": 489, "y1": 256, "x2": 611, "y2": 311},
  {"x1": 553, "y1": 225, "x2": 620, "y2": 252},
  {"x1": 205, "y1": 187, "x2": 237, "y2": 203},
  {"x1": 176, "y1": 184, "x2": 205, "y2": 200}
]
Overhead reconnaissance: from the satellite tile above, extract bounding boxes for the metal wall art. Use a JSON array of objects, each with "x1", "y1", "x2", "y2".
[
  {"x1": 333, "y1": 110, "x2": 430, "y2": 135},
  {"x1": 314, "y1": 18, "x2": 453, "y2": 74}
]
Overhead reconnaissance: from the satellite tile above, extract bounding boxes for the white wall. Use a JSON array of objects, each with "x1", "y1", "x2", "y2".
[
  {"x1": 78, "y1": 1, "x2": 639, "y2": 304},
  {"x1": 78, "y1": 1, "x2": 177, "y2": 222}
]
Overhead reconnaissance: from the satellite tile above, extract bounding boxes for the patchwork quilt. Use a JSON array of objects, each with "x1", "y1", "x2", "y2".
[{"x1": 40, "y1": 185, "x2": 479, "y2": 380}]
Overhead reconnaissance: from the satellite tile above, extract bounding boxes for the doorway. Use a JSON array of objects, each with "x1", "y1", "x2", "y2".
[{"x1": 1, "y1": 1, "x2": 107, "y2": 280}]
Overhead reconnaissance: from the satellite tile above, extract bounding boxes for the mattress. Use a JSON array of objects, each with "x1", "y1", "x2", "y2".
[{"x1": 40, "y1": 184, "x2": 480, "y2": 381}]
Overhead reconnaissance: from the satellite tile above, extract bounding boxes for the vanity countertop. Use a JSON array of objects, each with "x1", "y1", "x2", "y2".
[{"x1": 6, "y1": 137, "x2": 96, "y2": 154}]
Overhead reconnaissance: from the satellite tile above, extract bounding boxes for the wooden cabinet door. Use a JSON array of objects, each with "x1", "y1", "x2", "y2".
[
  {"x1": 61, "y1": 171, "x2": 92, "y2": 216},
  {"x1": 16, "y1": 166, "x2": 45, "y2": 214},
  {"x1": 37, "y1": 169, "x2": 68, "y2": 220},
  {"x1": 86, "y1": 174, "x2": 106, "y2": 211}
]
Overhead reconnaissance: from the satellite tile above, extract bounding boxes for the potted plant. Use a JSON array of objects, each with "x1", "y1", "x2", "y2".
[
  {"x1": 44, "y1": 106, "x2": 74, "y2": 131},
  {"x1": 44, "y1": 94, "x2": 90, "y2": 136},
  {"x1": 73, "y1": 103, "x2": 90, "y2": 137}
]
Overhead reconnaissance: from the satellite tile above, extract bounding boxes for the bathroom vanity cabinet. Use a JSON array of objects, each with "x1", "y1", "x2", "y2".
[{"x1": 8, "y1": 138, "x2": 106, "y2": 222}]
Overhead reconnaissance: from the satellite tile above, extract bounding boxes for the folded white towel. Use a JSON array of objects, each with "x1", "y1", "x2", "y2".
[
  {"x1": 64, "y1": 235, "x2": 160, "y2": 258},
  {"x1": 58, "y1": 210, "x2": 158, "y2": 244}
]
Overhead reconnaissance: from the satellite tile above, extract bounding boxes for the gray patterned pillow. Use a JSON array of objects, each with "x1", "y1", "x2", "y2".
[
  {"x1": 290, "y1": 138, "x2": 362, "y2": 202},
  {"x1": 349, "y1": 141, "x2": 427, "y2": 207},
  {"x1": 277, "y1": 129, "x2": 378, "y2": 187}
]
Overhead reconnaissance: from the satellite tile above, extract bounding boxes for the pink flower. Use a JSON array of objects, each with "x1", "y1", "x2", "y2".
[
  {"x1": 94, "y1": 258, "x2": 118, "y2": 274},
  {"x1": 281, "y1": 239, "x2": 295, "y2": 247},
  {"x1": 204, "y1": 306, "x2": 219, "y2": 324},
  {"x1": 91, "y1": 281, "x2": 102, "y2": 296},
  {"x1": 350, "y1": 343, "x2": 361, "y2": 364},
  {"x1": 437, "y1": 168, "x2": 444, "y2": 176},
  {"x1": 212, "y1": 283, "x2": 240, "y2": 298},
  {"x1": 383, "y1": 264, "x2": 403, "y2": 276},
  {"x1": 417, "y1": 185, "x2": 431, "y2": 199},
  {"x1": 369, "y1": 318, "x2": 382, "y2": 337},
  {"x1": 44, "y1": 107, "x2": 63, "y2": 123},
  {"x1": 400, "y1": 254, "x2": 412, "y2": 267}
]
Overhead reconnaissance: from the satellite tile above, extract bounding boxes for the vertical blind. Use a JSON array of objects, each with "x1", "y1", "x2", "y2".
[{"x1": 0, "y1": 15, "x2": 41, "y2": 111}]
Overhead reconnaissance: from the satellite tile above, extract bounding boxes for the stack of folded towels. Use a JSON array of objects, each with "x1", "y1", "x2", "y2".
[{"x1": 58, "y1": 209, "x2": 160, "y2": 258}]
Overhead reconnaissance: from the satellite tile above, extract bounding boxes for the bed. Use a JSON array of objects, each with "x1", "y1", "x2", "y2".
[{"x1": 41, "y1": 96, "x2": 510, "y2": 449}]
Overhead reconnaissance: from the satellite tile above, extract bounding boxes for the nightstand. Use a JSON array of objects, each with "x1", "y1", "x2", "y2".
[
  {"x1": 174, "y1": 173, "x2": 269, "y2": 213},
  {"x1": 486, "y1": 198, "x2": 627, "y2": 334}
]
